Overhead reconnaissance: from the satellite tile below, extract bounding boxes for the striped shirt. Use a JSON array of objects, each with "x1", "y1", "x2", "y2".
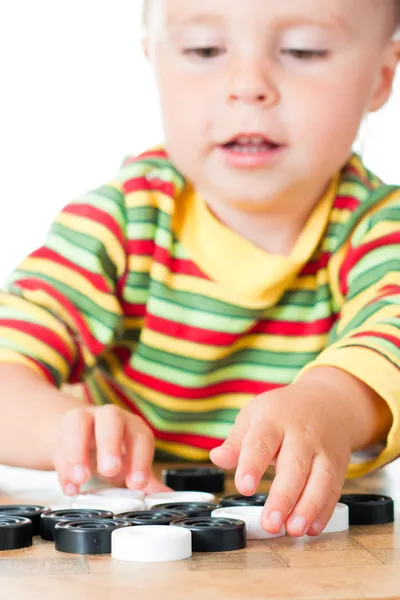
[{"x1": 1, "y1": 147, "x2": 399, "y2": 476}]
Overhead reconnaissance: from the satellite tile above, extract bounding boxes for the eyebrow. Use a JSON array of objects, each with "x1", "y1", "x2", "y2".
[
  {"x1": 275, "y1": 14, "x2": 354, "y2": 34},
  {"x1": 166, "y1": 11, "x2": 226, "y2": 28},
  {"x1": 165, "y1": 10, "x2": 354, "y2": 34}
]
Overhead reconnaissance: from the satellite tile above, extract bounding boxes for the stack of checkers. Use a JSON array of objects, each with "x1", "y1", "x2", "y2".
[{"x1": 0, "y1": 467, "x2": 395, "y2": 563}]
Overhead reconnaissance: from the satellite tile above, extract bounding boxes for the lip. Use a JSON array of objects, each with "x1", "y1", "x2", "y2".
[
  {"x1": 221, "y1": 132, "x2": 280, "y2": 146},
  {"x1": 217, "y1": 134, "x2": 285, "y2": 169}
]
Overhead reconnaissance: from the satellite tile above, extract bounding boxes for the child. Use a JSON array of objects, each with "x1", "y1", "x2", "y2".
[{"x1": 0, "y1": 0, "x2": 399, "y2": 538}]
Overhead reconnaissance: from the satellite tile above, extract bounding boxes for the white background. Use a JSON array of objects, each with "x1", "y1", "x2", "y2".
[{"x1": 0, "y1": 0, "x2": 399, "y2": 285}]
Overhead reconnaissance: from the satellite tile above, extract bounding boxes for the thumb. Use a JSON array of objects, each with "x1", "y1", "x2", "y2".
[{"x1": 210, "y1": 427, "x2": 247, "y2": 470}]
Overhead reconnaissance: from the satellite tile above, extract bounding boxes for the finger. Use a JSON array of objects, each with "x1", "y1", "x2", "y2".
[
  {"x1": 124, "y1": 416, "x2": 155, "y2": 490},
  {"x1": 143, "y1": 472, "x2": 172, "y2": 494},
  {"x1": 54, "y1": 408, "x2": 94, "y2": 494},
  {"x1": 261, "y1": 435, "x2": 313, "y2": 534},
  {"x1": 209, "y1": 415, "x2": 249, "y2": 470},
  {"x1": 235, "y1": 420, "x2": 283, "y2": 496},
  {"x1": 285, "y1": 455, "x2": 342, "y2": 537},
  {"x1": 94, "y1": 404, "x2": 125, "y2": 477}
]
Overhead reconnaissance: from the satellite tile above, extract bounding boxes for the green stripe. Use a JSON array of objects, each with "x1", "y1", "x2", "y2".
[
  {"x1": 0, "y1": 339, "x2": 66, "y2": 387},
  {"x1": 86, "y1": 378, "x2": 109, "y2": 406},
  {"x1": 369, "y1": 207, "x2": 400, "y2": 228},
  {"x1": 127, "y1": 389, "x2": 236, "y2": 437},
  {"x1": 279, "y1": 285, "x2": 332, "y2": 307},
  {"x1": 336, "y1": 300, "x2": 389, "y2": 337},
  {"x1": 8, "y1": 272, "x2": 119, "y2": 344},
  {"x1": 125, "y1": 272, "x2": 151, "y2": 289},
  {"x1": 49, "y1": 223, "x2": 117, "y2": 281},
  {"x1": 127, "y1": 206, "x2": 172, "y2": 232},
  {"x1": 150, "y1": 281, "x2": 259, "y2": 319},
  {"x1": 46, "y1": 233, "x2": 115, "y2": 282},
  {"x1": 137, "y1": 342, "x2": 317, "y2": 373},
  {"x1": 174, "y1": 243, "x2": 191, "y2": 259},
  {"x1": 338, "y1": 181, "x2": 369, "y2": 201},
  {"x1": 132, "y1": 353, "x2": 297, "y2": 386},
  {"x1": 349, "y1": 246, "x2": 398, "y2": 284},
  {"x1": 345, "y1": 336, "x2": 399, "y2": 358},
  {"x1": 119, "y1": 158, "x2": 185, "y2": 190},
  {"x1": 348, "y1": 262, "x2": 399, "y2": 300},
  {"x1": 147, "y1": 296, "x2": 254, "y2": 333},
  {"x1": 335, "y1": 184, "x2": 399, "y2": 251},
  {"x1": 122, "y1": 285, "x2": 150, "y2": 305},
  {"x1": 127, "y1": 223, "x2": 174, "y2": 250},
  {"x1": 70, "y1": 186, "x2": 126, "y2": 225}
]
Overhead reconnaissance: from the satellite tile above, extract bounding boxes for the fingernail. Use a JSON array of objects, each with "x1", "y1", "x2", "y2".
[
  {"x1": 70, "y1": 465, "x2": 89, "y2": 484},
  {"x1": 129, "y1": 471, "x2": 146, "y2": 487},
  {"x1": 101, "y1": 456, "x2": 120, "y2": 474},
  {"x1": 64, "y1": 483, "x2": 78, "y2": 496},
  {"x1": 290, "y1": 515, "x2": 307, "y2": 536},
  {"x1": 241, "y1": 474, "x2": 256, "y2": 492},
  {"x1": 220, "y1": 444, "x2": 231, "y2": 451},
  {"x1": 268, "y1": 511, "x2": 283, "y2": 529},
  {"x1": 310, "y1": 519, "x2": 323, "y2": 535}
]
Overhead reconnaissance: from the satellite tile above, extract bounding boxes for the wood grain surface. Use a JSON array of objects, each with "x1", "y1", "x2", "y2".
[{"x1": 1, "y1": 461, "x2": 400, "y2": 600}]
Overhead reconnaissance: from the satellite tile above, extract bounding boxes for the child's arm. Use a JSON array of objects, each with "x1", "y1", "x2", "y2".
[
  {"x1": 0, "y1": 178, "x2": 168, "y2": 494},
  {"x1": 0, "y1": 363, "x2": 165, "y2": 494},
  {"x1": 211, "y1": 189, "x2": 400, "y2": 537},
  {"x1": 0, "y1": 363, "x2": 82, "y2": 469}
]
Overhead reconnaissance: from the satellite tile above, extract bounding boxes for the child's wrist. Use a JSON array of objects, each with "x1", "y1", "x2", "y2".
[{"x1": 293, "y1": 366, "x2": 392, "y2": 452}]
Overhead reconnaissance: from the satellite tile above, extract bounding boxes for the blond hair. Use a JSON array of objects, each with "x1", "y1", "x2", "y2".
[{"x1": 142, "y1": 1, "x2": 400, "y2": 31}]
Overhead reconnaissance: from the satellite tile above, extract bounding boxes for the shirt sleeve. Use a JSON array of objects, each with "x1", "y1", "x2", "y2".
[
  {"x1": 295, "y1": 188, "x2": 400, "y2": 477},
  {"x1": 0, "y1": 179, "x2": 127, "y2": 387}
]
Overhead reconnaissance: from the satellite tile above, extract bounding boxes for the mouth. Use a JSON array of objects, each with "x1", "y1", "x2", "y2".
[{"x1": 220, "y1": 134, "x2": 282, "y2": 154}]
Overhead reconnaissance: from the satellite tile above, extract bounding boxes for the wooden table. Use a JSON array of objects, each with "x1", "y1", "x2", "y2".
[{"x1": 1, "y1": 462, "x2": 400, "y2": 600}]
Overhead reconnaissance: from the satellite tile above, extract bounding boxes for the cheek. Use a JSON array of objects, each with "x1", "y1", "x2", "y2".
[
  {"x1": 154, "y1": 71, "x2": 217, "y2": 177},
  {"x1": 283, "y1": 72, "x2": 373, "y2": 152}
]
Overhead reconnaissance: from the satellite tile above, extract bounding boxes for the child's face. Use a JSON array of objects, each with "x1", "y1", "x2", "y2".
[{"x1": 145, "y1": 0, "x2": 399, "y2": 209}]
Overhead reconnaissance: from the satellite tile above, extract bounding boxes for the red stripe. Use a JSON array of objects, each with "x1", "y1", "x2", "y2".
[
  {"x1": 123, "y1": 176, "x2": 175, "y2": 198},
  {"x1": 125, "y1": 363, "x2": 281, "y2": 399},
  {"x1": 116, "y1": 267, "x2": 129, "y2": 298},
  {"x1": 251, "y1": 316, "x2": 336, "y2": 336},
  {"x1": 0, "y1": 318, "x2": 75, "y2": 364},
  {"x1": 63, "y1": 204, "x2": 125, "y2": 248},
  {"x1": 128, "y1": 240, "x2": 155, "y2": 256},
  {"x1": 300, "y1": 252, "x2": 330, "y2": 276},
  {"x1": 334, "y1": 196, "x2": 361, "y2": 212},
  {"x1": 111, "y1": 346, "x2": 132, "y2": 365},
  {"x1": 14, "y1": 279, "x2": 103, "y2": 355},
  {"x1": 345, "y1": 164, "x2": 371, "y2": 187},
  {"x1": 339, "y1": 232, "x2": 400, "y2": 295},
  {"x1": 145, "y1": 313, "x2": 335, "y2": 346},
  {"x1": 125, "y1": 150, "x2": 169, "y2": 163},
  {"x1": 31, "y1": 247, "x2": 111, "y2": 294},
  {"x1": 153, "y1": 244, "x2": 209, "y2": 279},
  {"x1": 21, "y1": 357, "x2": 56, "y2": 386},
  {"x1": 121, "y1": 302, "x2": 147, "y2": 318},
  {"x1": 103, "y1": 377, "x2": 223, "y2": 450},
  {"x1": 352, "y1": 331, "x2": 400, "y2": 350},
  {"x1": 127, "y1": 240, "x2": 209, "y2": 279},
  {"x1": 101, "y1": 378, "x2": 237, "y2": 450},
  {"x1": 145, "y1": 314, "x2": 240, "y2": 345},
  {"x1": 373, "y1": 284, "x2": 400, "y2": 301}
]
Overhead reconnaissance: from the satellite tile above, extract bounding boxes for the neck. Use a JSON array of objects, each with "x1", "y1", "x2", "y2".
[{"x1": 202, "y1": 180, "x2": 332, "y2": 257}]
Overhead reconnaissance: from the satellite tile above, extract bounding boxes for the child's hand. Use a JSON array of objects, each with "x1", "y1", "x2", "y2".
[
  {"x1": 52, "y1": 404, "x2": 169, "y2": 496},
  {"x1": 210, "y1": 376, "x2": 354, "y2": 537}
]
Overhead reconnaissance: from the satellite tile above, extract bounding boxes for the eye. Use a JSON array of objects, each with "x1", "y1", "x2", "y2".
[
  {"x1": 183, "y1": 47, "x2": 224, "y2": 59},
  {"x1": 282, "y1": 49, "x2": 328, "y2": 60}
]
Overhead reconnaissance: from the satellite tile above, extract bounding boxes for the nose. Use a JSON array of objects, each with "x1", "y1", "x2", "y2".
[{"x1": 226, "y1": 59, "x2": 278, "y2": 107}]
